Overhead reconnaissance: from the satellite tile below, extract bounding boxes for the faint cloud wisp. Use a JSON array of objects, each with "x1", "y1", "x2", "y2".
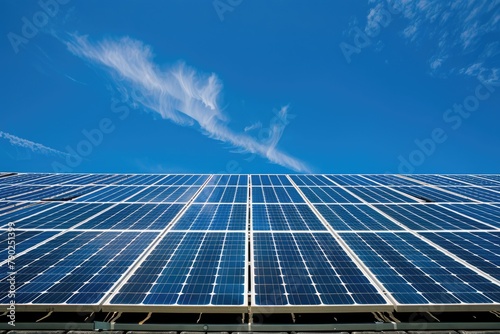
[
  {"x1": 0, "y1": 130, "x2": 70, "y2": 159},
  {"x1": 65, "y1": 35, "x2": 310, "y2": 173}
]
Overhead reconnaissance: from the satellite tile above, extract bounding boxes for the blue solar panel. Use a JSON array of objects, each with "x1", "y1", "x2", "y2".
[
  {"x1": 0, "y1": 173, "x2": 50, "y2": 185},
  {"x1": 171, "y1": 204, "x2": 246, "y2": 230},
  {"x1": 441, "y1": 204, "x2": 500, "y2": 228},
  {"x1": 440, "y1": 186, "x2": 500, "y2": 202},
  {"x1": 108, "y1": 232, "x2": 246, "y2": 306},
  {"x1": 0, "y1": 231, "x2": 157, "y2": 305},
  {"x1": 253, "y1": 232, "x2": 389, "y2": 306},
  {"x1": 0, "y1": 185, "x2": 45, "y2": 200},
  {"x1": 207, "y1": 175, "x2": 247, "y2": 186},
  {"x1": 0, "y1": 230, "x2": 59, "y2": 259},
  {"x1": 342, "y1": 232, "x2": 500, "y2": 305},
  {"x1": 421, "y1": 231, "x2": 500, "y2": 280},
  {"x1": 344, "y1": 186, "x2": 418, "y2": 203},
  {"x1": 252, "y1": 204, "x2": 326, "y2": 231},
  {"x1": 10, "y1": 203, "x2": 112, "y2": 229},
  {"x1": 365, "y1": 175, "x2": 423, "y2": 186},
  {"x1": 325, "y1": 175, "x2": 379, "y2": 186},
  {"x1": 299, "y1": 186, "x2": 362, "y2": 203},
  {"x1": 7, "y1": 185, "x2": 80, "y2": 201},
  {"x1": 0, "y1": 202, "x2": 61, "y2": 227},
  {"x1": 75, "y1": 186, "x2": 145, "y2": 202},
  {"x1": 124, "y1": 186, "x2": 200, "y2": 203},
  {"x1": 194, "y1": 186, "x2": 247, "y2": 203},
  {"x1": 375, "y1": 204, "x2": 494, "y2": 230},
  {"x1": 76, "y1": 203, "x2": 184, "y2": 230},
  {"x1": 154, "y1": 174, "x2": 209, "y2": 186},
  {"x1": 406, "y1": 175, "x2": 468, "y2": 185},
  {"x1": 391, "y1": 186, "x2": 472, "y2": 202},
  {"x1": 314, "y1": 204, "x2": 404, "y2": 231},
  {"x1": 251, "y1": 175, "x2": 292, "y2": 186},
  {"x1": 289, "y1": 175, "x2": 336, "y2": 186},
  {"x1": 445, "y1": 175, "x2": 500, "y2": 186},
  {"x1": 252, "y1": 186, "x2": 304, "y2": 203}
]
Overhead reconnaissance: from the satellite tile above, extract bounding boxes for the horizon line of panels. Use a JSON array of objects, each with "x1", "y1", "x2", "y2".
[
  {"x1": 3, "y1": 172, "x2": 500, "y2": 188},
  {"x1": 1, "y1": 174, "x2": 500, "y2": 205}
]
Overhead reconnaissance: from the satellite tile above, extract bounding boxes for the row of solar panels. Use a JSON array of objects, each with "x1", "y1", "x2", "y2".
[
  {"x1": 1, "y1": 228, "x2": 498, "y2": 312},
  {"x1": 1, "y1": 182, "x2": 500, "y2": 204},
  {"x1": 1, "y1": 173, "x2": 500, "y2": 186},
  {"x1": 1, "y1": 202, "x2": 499, "y2": 231},
  {"x1": 0, "y1": 173, "x2": 498, "y2": 314}
]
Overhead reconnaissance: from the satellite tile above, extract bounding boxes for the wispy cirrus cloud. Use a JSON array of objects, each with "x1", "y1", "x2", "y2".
[
  {"x1": 0, "y1": 130, "x2": 70, "y2": 158},
  {"x1": 65, "y1": 35, "x2": 310, "y2": 173},
  {"x1": 364, "y1": 0, "x2": 499, "y2": 80}
]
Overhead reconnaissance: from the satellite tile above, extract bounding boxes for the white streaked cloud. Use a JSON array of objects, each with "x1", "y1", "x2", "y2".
[
  {"x1": 0, "y1": 131, "x2": 70, "y2": 158},
  {"x1": 65, "y1": 35, "x2": 311, "y2": 173},
  {"x1": 365, "y1": 0, "x2": 500, "y2": 77}
]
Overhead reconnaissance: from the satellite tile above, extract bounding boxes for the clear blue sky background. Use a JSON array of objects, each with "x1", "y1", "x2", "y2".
[{"x1": 0, "y1": 0, "x2": 499, "y2": 174}]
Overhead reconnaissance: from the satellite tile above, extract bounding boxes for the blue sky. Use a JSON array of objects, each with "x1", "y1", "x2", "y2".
[{"x1": 0, "y1": 0, "x2": 499, "y2": 174}]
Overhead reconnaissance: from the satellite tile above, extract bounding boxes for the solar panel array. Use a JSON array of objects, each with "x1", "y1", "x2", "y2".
[{"x1": 0, "y1": 173, "x2": 499, "y2": 313}]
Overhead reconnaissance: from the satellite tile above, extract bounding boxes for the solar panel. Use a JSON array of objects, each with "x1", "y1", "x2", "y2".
[
  {"x1": 252, "y1": 232, "x2": 390, "y2": 309},
  {"x1": 105, "y1": 231, "x2": 247, "y2": 310},
  {"x1": 374, "y1": 204, "x2": 495, "y2": 230},
  {"x1": 0, "y1": 231, "x2": 158, "y2": 307},
  {"x1": 439, "y1": 186, "x2": 500, "y2": 202},
  {"x1": 344, "y1": 186, "x2": 419, "y2": 203},
  {"x1": 341, "y1": 232, "x2": 500, "y2": 309},
  {"x1": 1, "y1": 172, "x2": 499, "y2": 314},
  {"x1": 421, "y1": 231, "x2": 500, "y2": 280}
]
